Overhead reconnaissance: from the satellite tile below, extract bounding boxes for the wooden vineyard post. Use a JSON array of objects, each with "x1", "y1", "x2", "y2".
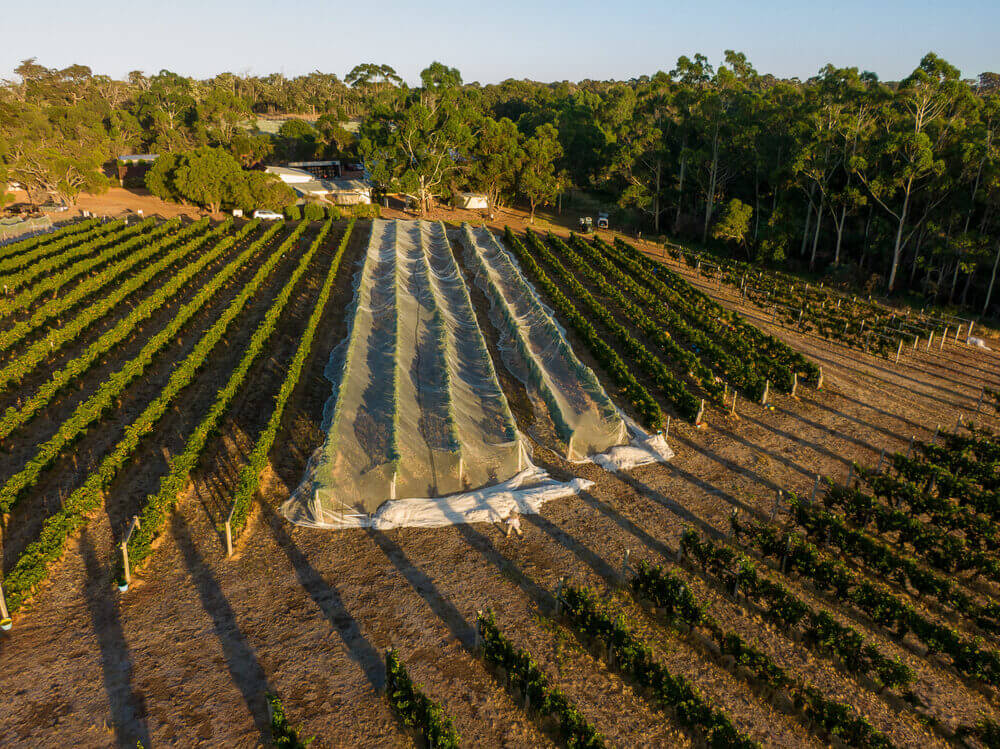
[
  {"x1": 620, "y1": 549, "x2": 631, "y2": 586},
  {"x1": 906, "y1": 435, "x2": 914, "y2": 458},
  {"x1": 955, "y1": 324, "x2": 963, "y2": 341},
  {"x1": 816, "y1": 367, "x2": 824, "y2": 390},
  {"x1": 969, "y1": 320, "x2": 976, "y2": 338},
  {"x1": 0, "y1": 581, "x2": 10, "y2": 631},
  {"x1": 695, "y1": 399, "x2": 705, "y2": 426},
  {"x1": 859, "y1": 319, "x2": 865, "y2": 336},
  {"x1": 791, "y1": 372, "x2": 798, "y2": 398},
  {"x1": 730, "y1": 391, "x2": 737, "y2": 416},
  {"x1": 875, "y1": 448, "x2": 886, "y2": 473},
  {"x1": 811, "y1": 474, "x2": 820, "y2": 503},
  {"x1": 926, "y1": 332, "x2": 934, "y2": 351},
  {"x1": 770, "y1": 489, "x2": 782, "y2": 521},
  {"x1": 896, "y1": 340, "x2": 903, "y2": 363},
  {"x1": 554, "y1": 577, "x2": 566, "y2": 616},
  {"x1": 474, "y1": 610, "x2": 483, "y2": 651},
  {"x1": 975, "y1": 388, "x2": 985, "y2": 415},
  {"x1": 846, "y1": 463, "x2": 854, "y2": 488},
  {"x1": 941, "y1": 327, "x2": 948, "y2": 349},
  {"x1": 119, "y1": 515, "x2": 141, "y2": 592},
  {"x1": 225, "y1": 504, "x2": 235, "y2": 558},
  {"x1": 760, "y1": 380, "x2": 769, "y2": 407}
]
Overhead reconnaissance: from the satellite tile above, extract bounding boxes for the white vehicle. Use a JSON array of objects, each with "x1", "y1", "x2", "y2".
[
  {"x1": 253, "y1": 209, "x2": 284, "y2": 221},
  {"x1": 597, "y1": 212, "x2": 609, "y2": 229}
]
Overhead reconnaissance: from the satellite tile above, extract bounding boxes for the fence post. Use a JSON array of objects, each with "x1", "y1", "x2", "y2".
[
  {"x1": 969, "y1": 321, "x2": 975, "y2": 338},
  {"x1": 811, "y1": 474, "x2": 820, "y2": 503},
  {"x1": 875, "y1": 448, "x2": 886, "y2": 473},
  {"x1": 730, "y1": 391, "x2": 737, "y2": 416},
  {"x1": 791, "y1": 372, "x2": 798, "y2": 398},
  {"x1": 895, "y1": 339, "x2": 903, "y2": 363},
  {"x1": 696, "y1": 399, "x2": 705, "y2": 426},
  {"x1": 926, "y1": 332, "x2": 933, "y2": 351},
  {"x1": 941, "y1": 326, "x2": 948, "y2": 349},
  {"x1": 621, "y1": 549, "x2": 631, "y2": 585},
  {"x1": 913, "y1": 336, "x2": 919, "y2": 350},
  {"x1": 816, "y1": 367, "x2": 823, "y2": 390},
  {"x1": 664, "y1": 415, "x2": 671, "y2": 439},
  {"x1": 906, "y1": 435, "x2": 914, "y2": 458},
  {"x1": 770, "y1": 489, "x2": 782, "y2": 521},
  {"x1": 554, "y1": 577, "x2": 566, "y2": 616},
  {"x1": 760, "y1": 380, "x2": 770, "y2": 407}
]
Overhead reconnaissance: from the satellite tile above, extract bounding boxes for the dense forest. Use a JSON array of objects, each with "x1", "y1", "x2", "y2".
[{"x1": 2, "y1": 54, "x2": 999, "y2": 312}]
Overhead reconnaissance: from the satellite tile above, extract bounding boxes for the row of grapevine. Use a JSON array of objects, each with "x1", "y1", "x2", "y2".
[
  {"x1": 0, "y1": 217, "x2": 110, "y2": 278},
  {"x1": 385, "y1": 650, "x2": 461, "y2": 748},
  {"x1": 0, "y1": 217, "x2": 100, "y2": 265},
  {"x1": 782, "y1": 493, "x2": 1000, "y2": 636},
  {"x1": 549, "y1": 233, "x2": 729, "y2": 403},
  {"x1": 0, "y1": 218, "x2": 152, "y2": 304},
  {"x1": 500, "y1": 228, "x2": 666, "y2": 428},
  {"x1": 229, "y1": 220, "x2": 355, "y2": 535},
  {"x1": 595, "y1": 235, "x2": 803, "y2": 393},
  {"x1": 0, "y1": 220, "x2": 251, "y2": 416},
  {"x1": 1, "y1": 221, "x2": 304, "y2": 614},
  {"x1": 629, "y1": 561, "x2": 894, "y2": 747},
  {"x1": 265, "y1": 695, "x2": 312, "y2": 748},
  {"x1": 607, "y1": 237, "x2": 818, "y2": 386},
  {"x1": 825, "y1": 479, "x2": 1000, "y2": 581},
  {"x1": 477, "y1": 610, "x2": 606, "y2": 748},
  {"x1": 125, "y1": 220, "x2": 339, "y2": 572},
  {"x1": 557, "y1": 584, "x2": 758, "y2": 748},
  {"x1": 524, "y1": 228, "x2": 703, "y2": 420},
  {"x1": 0, "y1": 217, "x2": 215, "y2": 354},
  {"x1": 564, "y1": 233, "x2": 762, "y2": 401},
  {"x1": 677, "y1": 531, "x2": 913, "y2": 689},
  {"x1": 731, "y1": 518, "x2": 1000, "y2": 686},
  {"x1": 666, "y1": 244, "x2": 955, "y2": 357},
  {"x1": 0, "y1": 220, "x2": 290, "y2": 513}
]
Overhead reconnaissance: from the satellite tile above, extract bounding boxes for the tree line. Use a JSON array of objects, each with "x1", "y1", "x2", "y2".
[{"x1": 1, "y1": 55, "x2": 999, "y2": 312}]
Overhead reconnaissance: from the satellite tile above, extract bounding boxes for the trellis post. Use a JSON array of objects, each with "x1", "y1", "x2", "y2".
[
  {"x1": 940, "y1": 327, "x2": 948, "y2": 350},
  {"x1": 554, "y1": 577, "x2": 566, "y2": 616},
  {"x1": 846, "y1": 463, "x2": 854, "y2": 487},
  {"x1": 811, "y1": 474, "x2": 820, "y2": 503},
  {"x1": 905, "y1": 435, "x2": 914, "y2": 459},
  {"x1": 816, "y1": 367, "x2": 823, "y2": 390},
  {"x1": 620, "y1": 549, "x2": 631, "y2": 585},
  {"x1": 975, "y1": 388, "x2": 985, "y2": 415},
  {"x1": 791, "y1": 372, "x2": 798, "y2": 398},
  {"x1": 760, "y1": 380, "x2": 770, "y2": 406},
  {"x1": 225, "y1": 504, "x2": 235, "y2": 558},
  {"x1": 119, "y1": 515, "x2": 141, "y2": 591},
  {"x1": 0, "y1": 582, "x2": 10, "y2": 631},
  {"x1": 664, "y1": 415, "x2": 671, "y2": 439},
  {"x1": 695, "y1": 398, "x2": 705, "y2": 426},
  {"x1": 895, "y1": 340, "x2": 903, "y2": 363},
  {"x1": 926, "y1": 332, "x2": 934, "y2": 351},
  {"x1": 875, "y1": 448, "x2": 886, "y2": 473},
  {"x1": 770, "y1": 489, "x2": 782, "y2": 521},
  {"x1": 730, "y1": 391, "x2": 737, "y2": 416}
]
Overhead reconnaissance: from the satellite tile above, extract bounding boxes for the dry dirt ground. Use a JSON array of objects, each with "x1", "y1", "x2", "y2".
[{"x1": 1, "y1": 218, "x2": 999, "y2": 748}]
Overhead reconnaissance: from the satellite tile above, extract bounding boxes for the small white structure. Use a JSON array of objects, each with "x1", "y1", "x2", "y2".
[
  {"x1": 265, "y1": 166, "x2": 315, "y2": 184},
  {"x1": 289, "y1": 178, "x2": 371, "y2": 206},
  {"x1": 458, "y1": 192, "x2": 488, "y2": 210}
]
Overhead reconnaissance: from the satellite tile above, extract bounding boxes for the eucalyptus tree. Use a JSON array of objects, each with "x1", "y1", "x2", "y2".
[{"x1": 851, "y1": 53, "x2": 972, "y2": 290}]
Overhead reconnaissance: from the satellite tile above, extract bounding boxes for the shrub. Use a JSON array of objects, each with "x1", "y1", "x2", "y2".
[
  {"x1": 302, "y1": 203, "x2": 325, "y2": 222},
  {"x1": 284, "y1": 204, "x2": 301, "y2": 221}
]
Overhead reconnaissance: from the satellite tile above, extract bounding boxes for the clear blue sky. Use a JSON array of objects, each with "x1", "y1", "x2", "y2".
[{"x1": 3, "y1": 0, "x2": 997, "y2": 84}]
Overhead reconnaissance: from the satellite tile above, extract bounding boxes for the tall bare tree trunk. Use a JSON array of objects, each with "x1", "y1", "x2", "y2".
[
  {"x1": 887, "y1": 180, "x2": 912, "y2": 292},
  {"x1": 809, "y1": 195, "x2": 825, "y2": 269},
  {"x1": 983, "y1": 239, "x2": 1000, "y2": 316},
  {"x1": 701, "y1": 128, "x2": 720, "y2": 244}
]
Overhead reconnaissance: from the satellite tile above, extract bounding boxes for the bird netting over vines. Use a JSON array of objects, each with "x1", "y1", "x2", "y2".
[
  {"x1": 460, "y1": 223, "x2": 630, "y2": 462},
  {"x1": 284, "y1": 219, "x2": 546, "y2": 527}
]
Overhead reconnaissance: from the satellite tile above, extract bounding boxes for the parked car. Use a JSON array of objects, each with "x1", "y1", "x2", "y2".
[
  {"x1": 253, "y1": 209, "x2": 283, "y2": 221},
  {"x1": 597, "y1": 212, "x2": 609, "y2": 229}
]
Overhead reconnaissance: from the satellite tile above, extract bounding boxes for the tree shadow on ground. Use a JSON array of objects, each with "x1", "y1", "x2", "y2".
[
  {"x1": 80, "y1": 528, "x2": 151, "y2": 749},
  {"x1": 171, "y1": 512, "x2": 272, "y2": 744},
  {"x1": 258, "y1": 499, "x2": 384, "y2": 690}
]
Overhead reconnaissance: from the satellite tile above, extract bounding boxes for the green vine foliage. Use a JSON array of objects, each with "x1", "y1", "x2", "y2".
[{"x1": 385, "y1": 650, "x2": 461, "y2": 748}]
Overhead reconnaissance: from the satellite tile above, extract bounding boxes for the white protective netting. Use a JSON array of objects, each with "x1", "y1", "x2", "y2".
[
  {"x1": 284, "y1": 219, "x2": 593, "y2": 528},
  {"x1": 460, "y1": 223, "x2": 635, "y2": 462}
]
